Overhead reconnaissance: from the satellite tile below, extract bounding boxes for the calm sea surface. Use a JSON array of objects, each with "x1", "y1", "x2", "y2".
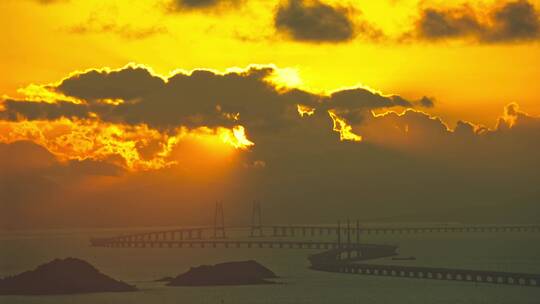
[{"x1": 1, "y1": 228, "x2": 540, "y2": 304}]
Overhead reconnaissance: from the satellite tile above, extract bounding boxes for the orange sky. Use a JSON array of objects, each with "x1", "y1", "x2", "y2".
[{"x1": 1, "y1": 0, "x2": 539, "y2": 127}]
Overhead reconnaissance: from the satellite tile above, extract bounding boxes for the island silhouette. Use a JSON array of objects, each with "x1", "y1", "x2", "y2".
[
  {"x1": 165, "y1": 260, "x2": 278, "y2": 286},
  {"x1": 0, "y1": 258, "x2": 137, "y2": 295}
]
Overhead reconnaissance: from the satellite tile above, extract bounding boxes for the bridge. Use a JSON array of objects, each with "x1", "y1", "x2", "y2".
[
  {"x1": 90, "y1": 238, "x2": 397, "y2": 251},
  {"x1": 88, "y1": 223, "x2": 540, "y2": 246},
  {"x1": 308, "y1": 246, "x2": 540, "y2": 288},
  {"x1": 263, "y1": 223, "x2": 540, "y2": 236},
  {"x1": 311, "y1": 260, "x2": 540, "y2": 288},
  {"x1": 90, "y1": 201, "x2": 540, "y2": 288}
]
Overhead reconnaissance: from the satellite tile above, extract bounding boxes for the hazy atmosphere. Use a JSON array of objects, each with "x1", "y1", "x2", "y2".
[
  {"x1": 1, "y1": 1, "x2": 540, "y2": 303},
  {"x1": 2, "y1": 0, "x2": 539, "y2": 229}
]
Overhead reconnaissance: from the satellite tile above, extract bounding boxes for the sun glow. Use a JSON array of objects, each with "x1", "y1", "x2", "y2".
[
  {"x1": 328, "y1": 111, "x2": 362, "y2": 142},
  {"x1": 297, "y1": 104, "x2": 315, "y2": 117},
  {"x1": 265, "y1": 67, "x2": 303, "y2": 88},
  {"x1": 0, "y1": 118, "x2": 254, "y2": 171},
  {"x1": 15, "y1": 84, "x2": 85, "y2": 104},
  {"x1": 220, "y1": 125, "x2": 255, "y2": 149}
]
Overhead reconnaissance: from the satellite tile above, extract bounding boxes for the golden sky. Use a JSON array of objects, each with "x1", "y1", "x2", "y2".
[{"x1": 1, "y1": 0, "x2": 539, "y2": 126}]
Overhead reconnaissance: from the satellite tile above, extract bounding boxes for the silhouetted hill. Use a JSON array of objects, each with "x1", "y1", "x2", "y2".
[
  {"x1": 167, "y1": 260, "x2": 277, "y2": 286},
  {"x1": 0, "y1": 258, "x2": 137, "y2": 295}
]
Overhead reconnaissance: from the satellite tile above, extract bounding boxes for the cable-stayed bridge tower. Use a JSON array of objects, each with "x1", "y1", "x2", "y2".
[{"x1": 250, "y1": 200, "x2": 264, "y2": 237}]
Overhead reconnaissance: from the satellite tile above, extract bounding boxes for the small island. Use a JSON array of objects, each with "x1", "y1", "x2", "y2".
[
  {"x1": 0, "y1": 258, "x2": 137, "y2": 295},
  {"x1": 167, "y1": 260, "x2": 278, "y2": 286}
]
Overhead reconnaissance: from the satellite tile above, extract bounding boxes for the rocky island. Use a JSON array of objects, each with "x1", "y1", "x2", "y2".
[
  {"x1": 0, "y1": 258, "x2": 137, "y2": 295},
  {"x1": 167, "y1": 260, "x2": 277, "y2": 286}
]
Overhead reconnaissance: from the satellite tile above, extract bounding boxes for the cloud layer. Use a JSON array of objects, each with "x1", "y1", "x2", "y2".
[
  {"x1": 274, "y1": 0, "x2": 356, "y2": 42},
  {"x1": 1, "y1": 64, "x2": 539, "y2": 228},
  {"x1": 1, "y1": 65, "x2": 429, "y2": 138},
  {"x1": 410, "y1": 0, "x2": 540, "y2": 42},
  {"x1": 161, "y1": 0, "x2": 540, "y2": 44},
  {"x1": 166, "y1": 0, "x2": 244, "y2": 11},
  {"x1": 31, "y1": 0, "x2": 540, "y2": 44}
]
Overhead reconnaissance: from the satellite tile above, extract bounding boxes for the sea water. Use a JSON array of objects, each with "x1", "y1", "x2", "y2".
[{"x1": 1, "y1": 228, "x2": 540, "y2": 304}]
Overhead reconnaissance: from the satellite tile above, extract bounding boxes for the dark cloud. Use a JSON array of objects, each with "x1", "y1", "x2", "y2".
[
  {"x1": 274, "y1": 0, "x2": 356, "y2": 42},
  {"x1": 356, "y1": 104, "x2": 540, "y2": 166},
  {"x1": 2, "y1": 104, "x2": 540, "y2": 228},
  {"x1": 1, "y1": 99, "x2": 93, "y2": 121},
  {"x1": 0, "y1": 141, "x2": 56, "y2": 172},
  {"x1": 56, "y1": 66, "x2": 166, "y2": 101},
  {"x1": 67, "y1": 23, "x2": 166, "y2": 40},
  {"x1": 419, "y1": 96, "x2": 435, "y2": 108},
  {"x1": 488, "y1": 0, "x2": 540, "y2": 42},
  {"x1": 1, "y1": 65, "x2": 423, "y2": 140},
  {"x1": 318, "y1": 88, "x2": 432, "y2": 124},
  {"x1": 1, "y1": 66, "x2": 539, "y2": 228},
  {"x1": 65, "y1": 15, "x2": 166, "y2": 40},
  {"x1": 453, "y1": 120, "x2": 477, "y2": 137},
  {"x1": 326, "y1": 88, "x2": 413, "y2": 110},
  {"x1": 238, "y1": 103, "x2": 540, "y2": 225},
  {"x1": 414, "y1": 7, "x2": 481, "y2": 40},
  {"x1": 62, "y1": 159, "x2": 124, "y2": 177},
  {"x1": 0, "y1": 141, "x2": 124, "y2": 229},
  {"x1": 0, "y1": 141, "x2": 123, "y2": 177},
  {"x1": 166, "y1": 0, "x2": 244, "y2": 11},
  {"x1": 411, "y1": 0, "x2": 540, "y2": 43}
]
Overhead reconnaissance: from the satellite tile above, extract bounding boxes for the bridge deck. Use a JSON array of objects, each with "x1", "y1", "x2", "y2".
[
  {"x1": 266, "y1": 224, "x2": 540, "y2": 236},
  {"x1": 90, "y1": 223, "x2": 540, "y2": 288},
  {"x1": 91, "y1": 239, "x2": 365, "y2": 250},
  {"x1": 312, "y1": 262, "x2": 540, "y2": 288},
  {"x1": 90, "y1": 224, "x2": 540, "y2": 245}
]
